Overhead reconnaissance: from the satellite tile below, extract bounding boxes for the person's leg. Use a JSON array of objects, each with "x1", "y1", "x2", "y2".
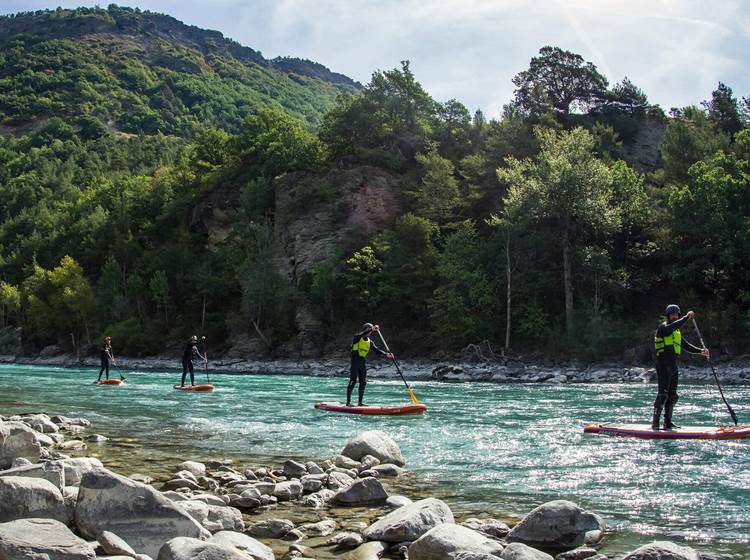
[
  {"x1": 663, "y1": 366, "x2": 680, "y2": 429},
  {"x1": 105, "y1": 360, "x2": 109, "y2": 380},
  {"x1": 357, "y1": 366, "x2": 367, "y2": 405},
  {"x1": 652, "y1": 363, "x2": 669, "y2": 428},
  {"x1": 181, "y1": 361, "x2": 188, "y2": 386},
  {"x1": 189, "y1": 361, "x2": 195, "y2": 386},
  {"x1": 98, "y1": 359, "x2": 105, "y2": 381},
  {"x1": 346, "y1": 367, "x2": 357, "y2": 406}
]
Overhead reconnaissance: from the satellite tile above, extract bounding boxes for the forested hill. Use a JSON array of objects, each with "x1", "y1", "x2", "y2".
[
  {"x1": 0, "y1": 7, "x2": 748, "y2": 363},
  {"x1": 0, "y1": 5, "x2": 358, "y2": 135}
]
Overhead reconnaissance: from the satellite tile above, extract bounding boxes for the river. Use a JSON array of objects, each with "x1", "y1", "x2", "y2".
[{"x1": 0, "y1": 363, "x2": 747, "y2": 559}]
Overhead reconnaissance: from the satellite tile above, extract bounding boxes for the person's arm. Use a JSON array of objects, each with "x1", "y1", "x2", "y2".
[
  {"x1": 370, "y1": 340, "x2": 387, "y2": 356},
  {"x1": 682, "y1": 337, "x2": 704, "y2": 354},
  {"x1": 661, "y1": 315, "x2": 690, "y2": 335}
]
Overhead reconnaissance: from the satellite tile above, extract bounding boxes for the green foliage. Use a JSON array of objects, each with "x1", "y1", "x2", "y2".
[
  {"x1": 343, "y1": 246, "x2": 384, "y2": 314},
  {"x1": 411, "y1": 149, "x2": 461, "y2": 223},
  {"x1": 149, "y1": 270, "x2": 170, "y2": 322},
  {"x1": 0, "y1": 281, "x2": 20, "y2": 326}
]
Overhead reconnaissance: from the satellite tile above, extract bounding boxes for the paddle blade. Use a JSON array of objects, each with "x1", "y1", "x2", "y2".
[{"x1": 407, "y1": 386, "x2": 419, "y2": 405}]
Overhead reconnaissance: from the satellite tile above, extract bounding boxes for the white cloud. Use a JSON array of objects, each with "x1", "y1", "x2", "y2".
[{"x1": 3, "y1": 0, "x2": 749, "y2": 116}]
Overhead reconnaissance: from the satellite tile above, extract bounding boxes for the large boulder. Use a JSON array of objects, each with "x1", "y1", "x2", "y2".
[
  {"x1": 0, "y1": 476, "x2": 68, "y2": 523},
  {"x1": 622, "y1": 541, "x2": 700, "y2": 560},
  {"x1": 341, "y1": 431, "x2": 405, "y2": 466},
  {"x1": 177, "y1": 461, "x2": 206, "y2": 478},
  {"x1": 332, "y1": 477, "x2": 388, "y2": 505},
  {"x1": 506, "y1": 501, "x2": 604, "y2": 552},
  {"x1": 156, "y1": 537, "x2": 250, "y2": 560},
  {"x1": 179, "y1": 501, "x2": 244, "y2": 533},
  {"x1": 363, "y1": 497, "x2": 454, "y2": 543},
  {"x1": 408, "y1": 523, "x2": 505, "y2": 559},
  {"x1": 209, "y1": 531, "x2": 274, "y2": 560},
  {"x1": 75, "y1": 468, "x2": 209, "y2": 557},
  {"x1": 21, "y1": 414, "x2": 60, "y2": 434},
  {"x1": 272, "y1": 480, "x2": 302, "y2": 501},
  {"x1": 0, "y1": 421, "x2": 44, "y2": 467},
  {"x1": 58, "y1": 458, "x2": 103, "y2": 487},
  {"x1": 98, "y1": 531, "x2": 137, "y2": 557},
  {"x1": 500, "y1": 542, "x2": 553, "y2": 560},
  {"x1": 0, "y1": 460, "x2": 65, "y2": 489},
  {"x1": 0, "y1": 518, "x2": 95, "y2": 560}
]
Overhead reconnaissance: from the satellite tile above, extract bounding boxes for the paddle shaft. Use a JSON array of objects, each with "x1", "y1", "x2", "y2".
[
  {"x1": 375, "y1": 330, "x2": 419, "y2": 404},
  {"x1": 691, "y1": 318, "x2": 738, "y2": 425},
  {"x1": 202, "y1": 337, "x2": 210, "y2": 384}
]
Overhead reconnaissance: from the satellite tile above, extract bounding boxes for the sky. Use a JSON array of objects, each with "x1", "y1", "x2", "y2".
[{"x1": 3, "y1": 0, "x2": 749, "y2": 117}]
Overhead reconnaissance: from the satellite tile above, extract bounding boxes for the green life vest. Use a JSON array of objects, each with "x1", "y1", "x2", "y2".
[
  {"x1": 352, "y1": 337, "x2": 371, "y2": 358},
  {"x1": 655, "y1": 328, "x2": 681, "y2": 356}
]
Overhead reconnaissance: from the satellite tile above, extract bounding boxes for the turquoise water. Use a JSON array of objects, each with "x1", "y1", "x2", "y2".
[{"x1": 0, "y1": 363, "x2": 748, "y2": 558}]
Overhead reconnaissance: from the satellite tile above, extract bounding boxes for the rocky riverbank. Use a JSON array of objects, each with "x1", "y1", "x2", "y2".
[
  {"x1": 0, "y1": 411, "x2": 715, "y2": 560},
  {"x1": 2, "y1": 352, "x2": 750, "y2": 385}
]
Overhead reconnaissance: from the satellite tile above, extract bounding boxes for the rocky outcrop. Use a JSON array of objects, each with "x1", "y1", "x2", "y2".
[
  {"x1": 0, "y1": 421, "x2": 45, "y2": 467},
  {"x1": 507, "y1": 500, "x2": 604, "y2": 552},
  {"x1": 363, "y1": 498, "x2": 454, "y2": 542},
  {"x1": 408, "y1": 523, "x2": 505, "y2": 559},
  {"x1": 622, "y1": 114, "x2": 666, "y2": 173},
  {"x1": 0, "y1": 518, "x2": 96, "y2": 560},
  {"x1": 341, "y1": 431, "x2": 405, "y2": 466},
  {"x1": 75, "y1": 468, "x2": 209, "y2": 557}
]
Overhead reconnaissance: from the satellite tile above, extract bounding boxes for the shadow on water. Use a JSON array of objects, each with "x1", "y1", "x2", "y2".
[{"x1": 1, "y1": 363, "x2": 748, "y2": 559}]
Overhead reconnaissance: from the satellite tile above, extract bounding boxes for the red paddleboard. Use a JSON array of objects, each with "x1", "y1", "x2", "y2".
[
  {"x1": 314, "y1": 401, "x2": 426, "y2": 415},
  {"x1": 93, "y1": 379, "x2": 123, "y2": 386},
  {"x1": 584, "y1": 423, "x2": 750, "y2": 440},
  {"x1": 173, "y1": 384, "x2": 214, "y2": 392}
]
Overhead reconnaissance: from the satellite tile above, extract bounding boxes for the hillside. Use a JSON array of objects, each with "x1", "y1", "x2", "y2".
[{"x1": 0, "y1": 5, "x2": 359, "y2": 135}]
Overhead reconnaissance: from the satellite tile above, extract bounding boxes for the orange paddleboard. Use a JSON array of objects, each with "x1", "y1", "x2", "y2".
[
  {"x1": 314, "y1": 401, "x2": 426, "y2": 415},
  {"x1": 93, "y1": 379, "x2": 123, "y2": 386},
  {"x1": 173, "y1": 384, "x2": 214, "y2": 392}
]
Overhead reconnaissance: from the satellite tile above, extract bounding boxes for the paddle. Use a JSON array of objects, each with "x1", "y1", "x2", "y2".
[
  {"x1": 375, "y1": 329, "x2": 420, "y2": 405},
  {"x1": 692, "y1": 317, "x2": 738, "y2": 425},
  {"x1": 201, "y1": 335, "x2": 210, "y2": 384}
]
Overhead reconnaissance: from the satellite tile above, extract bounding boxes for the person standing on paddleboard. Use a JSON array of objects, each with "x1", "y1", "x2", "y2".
[
  {"x1": 652, "y1": 305, "x2": 709, "y2": 430},
  {"x1": 97, "y1": 336, "x2": 113, "y2": 381},
  {"x1": 348, "y1": 323, "x2": 393, "y2": 407},
  {"x1": 181, "y1": 335, "x2": 207, "y2": 387}
]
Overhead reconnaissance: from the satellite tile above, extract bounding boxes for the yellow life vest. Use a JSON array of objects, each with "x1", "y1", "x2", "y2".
[
  {"x1": 352, "y1": 337, "x2": 371, "y2": 358},
  {"x1": 655, "y1": 329, "x2": 681, "y2": 355}
]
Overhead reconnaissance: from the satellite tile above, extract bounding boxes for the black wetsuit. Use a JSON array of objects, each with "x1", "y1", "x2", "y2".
[
  {"x1": 347, "y1": 333, "x2": 387, "y2": 405},
  {"x1": 653, "y1": 316, "x2": 703, "y2": 426},
  {"x1": 181, "y1": 342, "x2": 204, "y2": 386},
  {"x1": 98, "y1": 343, "x2": 112, "y2": 381}
]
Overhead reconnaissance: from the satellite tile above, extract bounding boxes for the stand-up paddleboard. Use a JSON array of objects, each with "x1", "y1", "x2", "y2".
[
  {"x1": 314, "y1": 402, "x2": 426, "y2": 415},
  {"x1": 584, "y1": 423, "x2": 750, "y2": 440},
  {"x1": 93, "y1": 379, "x2": 123, "y2": 386},
  {"x1": 173, "y1": 384, "x2": 214, "y2": 392}
]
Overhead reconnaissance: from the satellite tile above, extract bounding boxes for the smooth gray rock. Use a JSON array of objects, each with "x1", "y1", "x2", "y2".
[
  {"x1": 370, "y1": 464, "x2": 404, "y2": 477},
  {"x1": 246, "y1": 518, "x2": 295, "y2": 539},
  {"x1": 333, "y1": 477, "x2": 388, "y2": 505},
  {"x1": 305, "y1": 461, "x2": 324, "y2": 475},
  {"x1": 273, "y1": 480, "x2": 302, "y2": 501},
  {"x1": 208, "y1": 531, "x2": 274, "y2": 560},
  {"x1": 299, "y1": 518, "x2": 337, "y2": 536},
  {"x1": 363, "y1": 497, "x2": 454, "y2": 543},
  {"x1": 179, "y1": 500, "x2": 244, "y2": 533},
  {"x1": 282, "y1": 460, "x2": 307, "y2": 478},
  {"x1": 156, "y1": 537, "x2": 249, "y2": 560},
  {"x1": 0, "y1": 475, "x2": 68, "y2": 523},
  {"x1": 408, "y1": 524, "x2": 504, "y2": 559},
  {"x1": 462, "y1": 518, "x2": 510, "y2": 539},
  {"x1": 0, "y1": 460, "x2": 65, "y2": 489},
  {"x1": 341, "y1": 431, "x2": 405, "y2": 466},
  {"x1": 10, "y1": 457, "x2": 32, "y2": 468},
  {"x1": 325, "y1": 531, "x2": 364, "y2": 549},
  {"x1": 0, "y1": 421, "x2": 44, "y2": 467},
  {"x1": 622, "y1": 541, "x2": 700, "y2": 560},
  {"x1": 385, "y1": 495, "x2": 413, "y2": 509},
  {"x1": 334, "y1": 455, "x2": 362, "y2": 470},
  {"x1": 75, "y1": 468, "x2": 209, "y2": 557},
  {"x1": 191, "y1": 494, "x2": 227, "y2": 507},
  {"x1": 555, "y1": 548, "x2": 600, "y2": 560},
  {"x1": 348, "y1": 540, "x2": 387, "y2": 560},
  {"x1": 21, "y1": 414, "x2": 59, "y2": 434},
  {"x1": 300, "y1": 474, "x2": 325, "y2": 493},
  {"x1": 507, "y1": 501, "x2": 604, "y2": 552},
  {"x1": 300, "y1": 488, "x2": 335, "y2": 508},
  {"x1": 177, "y1": 461, "x2": 206, "y2": 477},
  {"x1": 501, "y1": 542, "x2": 553, "y2": 560},
  {"x1": 98, "y1": 531, "x2": 137, "y2": 557},
  {"x1": 58, "y1": 458, "x2": 104, "y2": 487},
  {"x1": 163, "y1": 478, "x2": 201, "y2": 491},
  {"x1": 326, "y1": 471, "x2": 354, "y2": 491},
  {"x1": 0, "y1": 518, "x2": 95, "y2": 560}
]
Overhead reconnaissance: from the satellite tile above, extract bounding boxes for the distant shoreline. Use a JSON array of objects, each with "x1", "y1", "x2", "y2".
[{"x1": 2, "y1": 353, "x2": 749, "y2": 385}]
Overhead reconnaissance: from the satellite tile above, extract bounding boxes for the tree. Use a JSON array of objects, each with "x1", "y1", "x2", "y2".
[
  {"x1": 412, "y1": 149, "x2": 461, "y2": 223},
  {"x1": 343, "y1": 246, "x2": 384, "y2": 315},
  {"x1": 703, "y1": 82, "x2": 743, "y2": 137},
  {"x1": 498, "y1": 127, "x2": 620, "y2": 335},
  {"x1": 511, "y1": 47, "x2": 608, "y2": 119},
  {"x1": 430, "y1": 222, "x2": 494, "y2": 345},
  {"x1": 0, "y1": 282, "x2": 20, "y2": 327},
  {"x1": 97, "y1": 255, "x2": 121, "y2": 322},
  {"x1": 149, "y1": 270, "x2": 170, "y2": 322}
]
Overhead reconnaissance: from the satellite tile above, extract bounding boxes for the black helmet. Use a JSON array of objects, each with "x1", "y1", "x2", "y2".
[
  {"x1": 190, "y1": 335, "x2": 198, "y2": 342},
  {"x1": 665, "y1": 304, "x2": 681, "y2": 316},
  {"x1": 362, "y1": 323, "x2": 374, "y2": 332}
]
